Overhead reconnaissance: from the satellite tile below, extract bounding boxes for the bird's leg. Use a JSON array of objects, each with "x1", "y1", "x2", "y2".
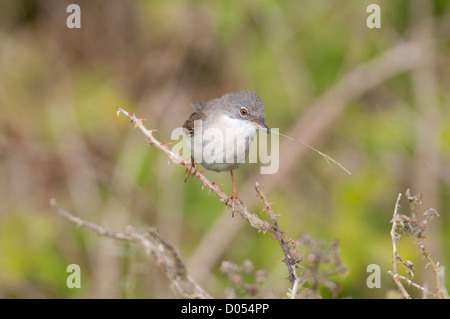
[
  {"x1": 184, "y1": 156, "x2": 197, "y2": 182},
  {"x1": 225, "y1": 170, "x2": 242, "y2": 216}
]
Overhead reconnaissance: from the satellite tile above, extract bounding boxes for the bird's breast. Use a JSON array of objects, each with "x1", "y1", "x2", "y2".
[{"x1": 187, "y1": 116, "x2": 257, "y2": 171}]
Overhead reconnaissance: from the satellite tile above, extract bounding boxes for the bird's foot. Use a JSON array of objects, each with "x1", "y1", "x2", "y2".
[
  {"x1": 184, "y1": 157, "x2": 197, "y2": 182},
  {"x1": 223, "y1": 191, "x2": 243, "y2": 217}
]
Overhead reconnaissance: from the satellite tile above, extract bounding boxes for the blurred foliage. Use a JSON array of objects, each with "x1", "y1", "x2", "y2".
[{"x1": 0, "y1": 0, "x2": 449, "y2": 298}]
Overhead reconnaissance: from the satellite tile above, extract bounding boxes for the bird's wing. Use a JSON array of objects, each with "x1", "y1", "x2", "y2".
[{"x1": 182, "y1": 111, "x2": 204, "y2": 136}]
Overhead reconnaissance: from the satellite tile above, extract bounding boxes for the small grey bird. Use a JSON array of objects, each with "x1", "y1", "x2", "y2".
[{"x1": 183, "y1": 91, "x2": 270, "y2": 208}]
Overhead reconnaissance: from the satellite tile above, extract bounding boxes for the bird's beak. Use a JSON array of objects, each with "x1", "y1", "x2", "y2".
[{"x1": 251, "y1": 119, "x2": 270, "y2": 134}]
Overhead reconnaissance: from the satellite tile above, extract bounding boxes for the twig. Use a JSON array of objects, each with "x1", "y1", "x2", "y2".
[
  {"x1": 389, "y1": 191, "x2": 449, "y2": 299},
  {"x1": 289, "y1": 277, "x2": 302, "y2": 299},
  {"x1": 50, "y1": 199, "x2": 212, "y2": 299},
  {"x1": 50, "y1": 198, "x2": 132, "y2": 242},
  {"x1": 389, "y1": 193, "x2": 411, "y2": 299},
  {"x1": 387, "y1": 271, "x2": 440, "y2": 299},
  {"x1": 255, "y1": 182, "x2": 300, "y2": 285}
]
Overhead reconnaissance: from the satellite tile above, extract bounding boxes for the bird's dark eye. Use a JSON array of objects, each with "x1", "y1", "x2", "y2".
[{"x1": 240, "y1": 107, "x2": 248, "y2": 117}]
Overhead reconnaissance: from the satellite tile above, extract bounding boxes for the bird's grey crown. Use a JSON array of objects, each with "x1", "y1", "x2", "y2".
[{"x1": 201, "y1": 91, "x2": 266, "y2": 122}]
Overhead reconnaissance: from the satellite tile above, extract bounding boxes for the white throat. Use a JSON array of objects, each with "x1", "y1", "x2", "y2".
[{"x1": 218, "y1": 115, "x2": 258, "y2": 136}]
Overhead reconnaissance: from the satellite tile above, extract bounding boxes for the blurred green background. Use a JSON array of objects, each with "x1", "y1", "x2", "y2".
[{"x1": 0, "y1": 0, "x2": 449, "y2": 298}]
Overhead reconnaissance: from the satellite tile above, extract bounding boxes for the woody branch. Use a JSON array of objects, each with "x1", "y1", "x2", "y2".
[
  {"x1": 115, "y1": 106, "x2": 301, "y2": 286},
  {"x1": 50, "y1": 199, "x2": 211, "y2": 299}
]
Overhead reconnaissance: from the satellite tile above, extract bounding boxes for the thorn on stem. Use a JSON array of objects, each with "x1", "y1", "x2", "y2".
[{"x1": 133, "y1": 118, "x2": 146, "y2": 128}]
